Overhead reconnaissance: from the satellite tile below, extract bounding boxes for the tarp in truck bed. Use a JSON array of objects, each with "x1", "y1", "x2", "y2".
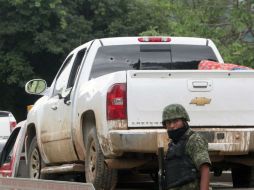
[{"x1": 198, "y1": 60, "x2": 253, "y2": 70}]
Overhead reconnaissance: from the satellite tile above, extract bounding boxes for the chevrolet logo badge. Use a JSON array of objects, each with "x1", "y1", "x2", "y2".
[{"x1": 190, "y1": 97, "x2": 211, "y2": 106}]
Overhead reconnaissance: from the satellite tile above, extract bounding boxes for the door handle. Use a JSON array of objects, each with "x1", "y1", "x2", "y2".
[
  {"x1": 188, "y1": 80, "x2": 212, "y2": 92},
  {"x1": 51, "y1": 105, "x2": 57, "y2": 110},
  {"x1": 192, "y1": 81, "x2": 208, "y2": 88}
]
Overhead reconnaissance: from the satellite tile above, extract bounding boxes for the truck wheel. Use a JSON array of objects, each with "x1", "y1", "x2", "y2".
[
  {"x1": 85, "y1": 128, "x2": 117, "y2": 190},
  {"x1": 231, "y1": 165, "x2": 254, "y2": 187},
  {"x1": 27, "y1": 137, "x2": 45, "y2": 179}
]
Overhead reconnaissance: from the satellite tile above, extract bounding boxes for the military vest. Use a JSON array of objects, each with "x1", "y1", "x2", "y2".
[{"x1": 165, "y1": 130, "x2": 199, "y2": 189}]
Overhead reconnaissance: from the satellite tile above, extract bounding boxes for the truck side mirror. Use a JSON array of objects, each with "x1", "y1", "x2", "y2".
[
  {"x1": 64, "y1": 92, "x2": 72, "y2": 105},
  {"x1": 25, "y1": 79, "x2": 47, "y2": 95}
]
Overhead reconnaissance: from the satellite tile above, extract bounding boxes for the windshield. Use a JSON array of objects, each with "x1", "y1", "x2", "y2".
[
  {"x1": 0, "y1": 111, "x2": 9, "y2": 117},
  {"x1": 90, "y1": 44, "x2": 218, "y2": 79}
]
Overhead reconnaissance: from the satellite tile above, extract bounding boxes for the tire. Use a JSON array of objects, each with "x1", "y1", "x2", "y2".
[
  {"x1": 231, "y1": 165, "x2": 254, "y2": 188},
  {"x1": 85, "y1": 128, "x2": 117, "y2": 190},
  {"x1": 27, "y1": 137, "x2": 45, "y2": 179}
]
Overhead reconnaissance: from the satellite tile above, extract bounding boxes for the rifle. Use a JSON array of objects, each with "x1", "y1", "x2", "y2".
[{"x1": 158, "y1": 147, "x2": 165, "y2": 190}]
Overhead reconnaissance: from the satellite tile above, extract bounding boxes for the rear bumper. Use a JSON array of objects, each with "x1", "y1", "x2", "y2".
[
  {"x1": 109, "y1": 129, "x2": 168, "y2": 155},
  {"x1": 105, "y1": 128, "x2": 254, "y2": 157},
  {"x1": 199, "y1": 128, "x2": 254, "y2": 155}
]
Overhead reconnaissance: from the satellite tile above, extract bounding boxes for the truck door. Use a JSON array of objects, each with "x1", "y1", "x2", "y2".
[{"x1": 40, "y1": 48, "x2": 86, "y2": 163}]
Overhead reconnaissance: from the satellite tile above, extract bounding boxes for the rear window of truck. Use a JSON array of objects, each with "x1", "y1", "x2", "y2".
[{"x1": 90, "y1": 44, "x2": 218, "y2": 79}]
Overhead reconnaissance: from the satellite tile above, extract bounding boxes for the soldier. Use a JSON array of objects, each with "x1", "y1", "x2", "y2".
[{"x1": 162, "y1": 104, "x2": 211, "y2": 190}]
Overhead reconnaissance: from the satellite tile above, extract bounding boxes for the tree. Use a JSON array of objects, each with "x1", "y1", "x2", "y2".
[
  {"x1": 0, "y1": 0, "x2": 92, "y2": 120},
  {"x1": 141, "y1": 0, "x2": 254, "y2": 67}
]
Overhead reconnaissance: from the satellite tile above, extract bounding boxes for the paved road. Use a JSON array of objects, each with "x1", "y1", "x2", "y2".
[
  {"x1": 0, "y1": 177, "x2": 95, "y2": 190},
  {"x1": 1, "y1": 171, "x2": 251, "y2": 190}
]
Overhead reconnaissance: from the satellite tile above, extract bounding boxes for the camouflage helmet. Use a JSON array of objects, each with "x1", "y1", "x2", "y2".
[{"x1": 162, "y1": 104, "x2": 190, "y2": 124}]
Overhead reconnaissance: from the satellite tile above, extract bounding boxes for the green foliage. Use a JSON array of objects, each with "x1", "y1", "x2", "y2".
[
  {"x1": 0, "y1": 51, "x2": 33, "y2": 86},
  {"x1": 140, "y1": 0, "x2": 254, "y2": 66},
  {"x1": 140, "y1": 26, "x2": 164, "y2": 36},
  {"x1": 0, "y1": 0, "x2": 92, "y2": 119}
]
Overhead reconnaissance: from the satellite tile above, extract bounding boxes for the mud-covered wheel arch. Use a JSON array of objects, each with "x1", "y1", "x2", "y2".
[
  {"x1": 81, "y1": 110, "x2": 96, "y2": 148},
  {"x1": 25, "y1": 124, "x2": 36, "y2": 159},
  {"x1": 84, "y1": 127, "x2": 117, "y2": 190}
]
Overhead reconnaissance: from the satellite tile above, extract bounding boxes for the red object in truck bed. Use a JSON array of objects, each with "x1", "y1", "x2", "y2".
[{"x1": 198, "y1": 60, "x2": 252, "y2": 70}]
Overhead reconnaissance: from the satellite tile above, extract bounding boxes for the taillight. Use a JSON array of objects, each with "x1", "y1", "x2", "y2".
[
  {"x1": 138, "y1": 37, "x2": 171, "y2": 42},
  {"x1": 10, "y1": 121, "x2": 16, "y2": 132},
  {"x1": 107, "y1": 83, "x2": 127, "y2": 120}
]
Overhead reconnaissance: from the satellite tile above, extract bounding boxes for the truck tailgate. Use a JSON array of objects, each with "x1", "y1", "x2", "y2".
[{"x1": 127, "y1": 70, "x2": 254, "y2": 128}]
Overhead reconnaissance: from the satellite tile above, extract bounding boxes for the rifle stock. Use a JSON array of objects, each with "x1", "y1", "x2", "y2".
[{"x1": 158, "y1": 147, "x2": 165, "y2": 190}]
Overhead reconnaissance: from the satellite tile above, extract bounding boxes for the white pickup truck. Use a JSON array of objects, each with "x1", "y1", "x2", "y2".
[{"x1": 25, "y1": 37, "x2": 254, "y2": 189}]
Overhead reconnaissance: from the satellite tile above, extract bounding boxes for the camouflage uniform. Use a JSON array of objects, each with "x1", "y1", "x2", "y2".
[
  {"x1": 168, "y1": 129, "x2": 211, "y2": 190},
  {"x1": 162, "y1": 104, "x2": 211, "y2": 190}
]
